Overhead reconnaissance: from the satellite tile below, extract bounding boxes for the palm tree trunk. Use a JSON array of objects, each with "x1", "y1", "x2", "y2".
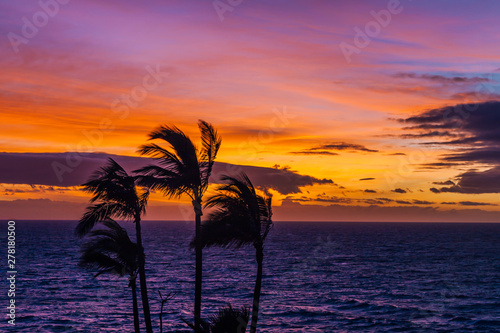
[
  {"x1": 194, "y1": 210, "x2": 203, "y2": 331},
  {"x1": 131, "y1": 278, "x2": 141, "y2": 333},
  {"x1": 135, "y1": 217, "x2": 153, "y2": 333},
  {"x1": 250, "y1": 246, "x2": 264, "y2": 333}
]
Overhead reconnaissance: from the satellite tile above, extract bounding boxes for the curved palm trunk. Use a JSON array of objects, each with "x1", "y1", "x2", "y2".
[
  {"x1": 194, "y1": 210, "x2": 203, "y2": 331},
  {"x1": 130, "y1": 278, "x2": 141, "y2": 333},
  {"x1": 250, "y1": 246, "x2": 264, "y2": 333},
  {"x1": 135, "y1": 217, "x2": 153, "y2": 333}
]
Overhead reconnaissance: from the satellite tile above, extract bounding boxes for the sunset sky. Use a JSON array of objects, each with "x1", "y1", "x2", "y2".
[{"x1": 1, "y1": 0, "x2": 500, "y2": 221}]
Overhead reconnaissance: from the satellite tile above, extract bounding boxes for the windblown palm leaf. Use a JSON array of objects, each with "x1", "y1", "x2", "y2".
[
  {"x1": 208, "y1": 304, "x2": 249, "y2": 333},
  {"x1": 199, "y1": 173, "x2": 273, "y2": 249},
  {"x1": 135, "y1": 120, "x2": 221, "y2": 199},
  {"x1": 79, "y1": 219, "x2": 142, "y2": 333},
  {"x1": 75, "y1": 158, "x2": 149, "y2": 237},
  {"x1": 184, "y1": 304, "x2": 249, "y2": 333},
  {"x1": 79, "y1": 219, "x2": 139, "y2": 278}
]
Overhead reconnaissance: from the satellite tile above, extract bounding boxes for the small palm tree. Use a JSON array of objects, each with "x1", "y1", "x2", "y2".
[
  {"x1": 79, "y1": 219, "x2": 141, "y2": 333},
  {"x1": 75, "y1": 158, "x2": 153, "y2": 333},
  {"x1": 135, "y1": 120, "x2": 221, "y2": 331},
  {"x1": 184, "y1": 304, "x2": 250, "y2": 333},
  {"x1": 198, "y1": 173, "x2": 273, "y2": 333},
  {"x1": 208, "y1": 304, "x2": 250, "y2": 333}
]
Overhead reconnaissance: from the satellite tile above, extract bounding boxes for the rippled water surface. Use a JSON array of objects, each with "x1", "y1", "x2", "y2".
[{"x1": 2, "y1": 221, "x2": 500, "y2": 332}]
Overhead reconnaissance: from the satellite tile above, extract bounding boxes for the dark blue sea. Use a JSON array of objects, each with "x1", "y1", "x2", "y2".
[{"x1": 2, "y1": 221, "x2": 500, "y2": 332}]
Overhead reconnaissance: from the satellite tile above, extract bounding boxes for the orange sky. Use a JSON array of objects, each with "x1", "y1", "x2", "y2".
[{"x1": 1, "y1": 0, "x2": 500, "y2": 221}]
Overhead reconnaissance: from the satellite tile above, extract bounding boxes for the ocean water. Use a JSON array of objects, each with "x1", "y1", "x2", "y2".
[{"x1": 2, "y1": 221, "x2": 500, "y2": 332}]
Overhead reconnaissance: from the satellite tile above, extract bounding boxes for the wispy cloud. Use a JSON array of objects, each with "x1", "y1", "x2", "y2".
[
  {"x1": 291, "y1": 141, "x2": 378, "y2": 156},
  {"x1": 458, "y1": 201, "x2": 497, "y2": 206},
  {"x1": 311, "y1": 142, "x2": 378, "y2": 152},
  {"x1": 393, "y1": 72, "x2": 493, "y2": 84},
  {"x1": 289, "y1": 151, "x2": 339, "y2": 156}
]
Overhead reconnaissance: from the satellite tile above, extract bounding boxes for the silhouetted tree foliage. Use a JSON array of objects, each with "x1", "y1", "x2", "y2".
[
  {"x1": 197, "y1": 173, "x2": 272, "y2": 333},
  {"x1": 79, "y1": 219, "x2": 141, "y2": 333},
  {"x1": 76, "y1": 158, "x2": 153, "y2": 333},
  {"x1": 135, "y1": 120, "x2": 221, "y2": 331}
]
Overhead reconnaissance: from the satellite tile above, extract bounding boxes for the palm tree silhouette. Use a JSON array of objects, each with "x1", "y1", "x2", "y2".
[
  {"x1": 198, "y1": 173, "x2": 273, "y2": 333},
  {"x1": 135, "y1": 120, "x2": 221, "y2": 331},
  {"x1": 75, "y1": 158, "x2": 153, "y2": 333},
  {"x1": 184, "y1": 303, "x2": 250, "y2": 333},
  {"x1": 79, "y1": 219, "x2": 141, "y2": 333}
]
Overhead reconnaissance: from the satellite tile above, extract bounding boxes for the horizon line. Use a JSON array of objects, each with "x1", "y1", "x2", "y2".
[{"x1": 5, "y1": 219, "x2": 499, "y2": 224}]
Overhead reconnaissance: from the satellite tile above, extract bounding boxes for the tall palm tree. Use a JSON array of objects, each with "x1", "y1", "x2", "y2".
[
  {"x1": 198, "y1": 173, "x2": 273, "y2": 333},
  {"x1": 135, "y1": 120, "x2": 221, "y2": 331},
  {"x1": 79, "y1": 219, "x2": 141, "y2": 333},
  {"x1": 75, "y1": 158, "x2": 153, "y2": 333}
]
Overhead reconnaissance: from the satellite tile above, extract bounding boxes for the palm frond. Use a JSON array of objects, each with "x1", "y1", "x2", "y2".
[
  {"x1": 198, "y1": 120, "x2": 222, "y2": 191},
  {"x1": 208, "y1": 303, "x2": 249, "y2": 333},
  {"x1": 134, "y1": 166, "x2": 195, "y2": 199},
  {"x1": 195, "y1": 209, "x2": 254, "y2": 249},
  {"x1": 136, "y1": 124, "x2": 205, "y2": 198},
  {"x1": 80, "y1": 251, "x2": 127, "y2": 277},
  {"x1": 134, "y1": 164, "x2": 177, "y2": 178},
  {"x1": 76, "y1": 159, "x2": 147, "y2": 237},
  {"x1": 75, "y1": 202, "x2": 124, "y2": 237},
  {"x1": 138, "y1": 188, "x2": 150, "y2": 216},
  {"x1": 145, "y1": 125, "x2": 200, "y2": 177},
  {"x1": 200, "y1": 172, "x2": 273, "y2": 248},
  {"x1": 79, "y1": 219, "x2": 139, "y2": 278},
  {"x1": 83, "y1": 158, "x2": 137, "y2": 205},
  {"x1": 260, "y1": 196, "x2": 273, "y2": 241},
  {"x1": 183, "y1": 303, "x2": 249, "y2": 333},
  {"x1": 137, "y1": 143, "x2": 182, "y2": 167}
]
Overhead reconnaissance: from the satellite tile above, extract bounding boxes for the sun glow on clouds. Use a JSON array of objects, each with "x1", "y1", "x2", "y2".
[{"x1": 1, "y1": 0, "x2": 500, "y2": 220}]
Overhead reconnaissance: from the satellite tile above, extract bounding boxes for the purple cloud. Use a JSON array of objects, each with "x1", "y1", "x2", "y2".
[{"x1": 0, "y1": 152, "x2": 334, "y2": 195}]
